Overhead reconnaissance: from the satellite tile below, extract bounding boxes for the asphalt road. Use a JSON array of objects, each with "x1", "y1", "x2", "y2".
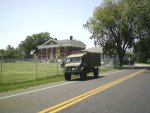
[{"x1": 0, "y1": 67, "x2": 150, "y2": 113}]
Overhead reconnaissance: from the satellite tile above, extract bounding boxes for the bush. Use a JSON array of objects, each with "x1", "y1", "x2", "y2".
[{"x1": 147, "y1": 59, "x2": 150, "y2": 64}]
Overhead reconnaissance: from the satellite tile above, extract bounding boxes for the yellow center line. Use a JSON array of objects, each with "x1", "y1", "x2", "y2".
[{"x1": 39, "y1": 69, "x2": 145, "y2": 113}]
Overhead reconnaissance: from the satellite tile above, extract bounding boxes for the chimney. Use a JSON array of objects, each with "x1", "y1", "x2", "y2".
[{"x1": 70, "y1": 36, "x2": 73, "y2": 40}]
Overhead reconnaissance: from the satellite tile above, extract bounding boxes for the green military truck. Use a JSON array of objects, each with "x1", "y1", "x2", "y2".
[{"x1": 63, "y1": 52, "x2": 101, "y2": 80}]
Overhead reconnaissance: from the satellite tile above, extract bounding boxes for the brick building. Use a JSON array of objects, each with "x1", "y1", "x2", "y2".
[{"x1": 37, "y1": 36, "x2": 86, "y2": 62}]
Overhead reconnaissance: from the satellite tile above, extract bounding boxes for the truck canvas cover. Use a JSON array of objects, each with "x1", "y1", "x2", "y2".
[{"x1": 67, "y1": 53, "x2": 86, "y2": 58}]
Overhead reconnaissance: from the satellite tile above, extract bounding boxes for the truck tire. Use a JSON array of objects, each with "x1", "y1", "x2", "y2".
[
  {"x1": 94, "y1": 69, "x2": 99, "y2": 78},
  {"x1": 64, "y1": 73, "x2": 71, "y2": 81},
  {"x1": 80, "y1": 70, "x2": 87, "y2": 80}
]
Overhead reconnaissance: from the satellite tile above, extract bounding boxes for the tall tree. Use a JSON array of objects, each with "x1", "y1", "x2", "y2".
[
  {"x1": 84, "y1": 0, "x2": 150, "y2": 68},
  {"x1": 134, "y1": 37, "x2": 150, "y2": 63},
  {"x1": 0, "y1": 49, "x2": 5, "y2": 56},
  {"x1": 4, "y1": 45, "x2": 16, "y2": 58},
  {"x1": 0, "y1": 46, "x2": 23, "y2": 58},
  {"x1": 133, "y1": 0, "x2": 150, "y2": 63},
  {"x1": 19, "y1": 32, "x2": 51, "y2": 58}
]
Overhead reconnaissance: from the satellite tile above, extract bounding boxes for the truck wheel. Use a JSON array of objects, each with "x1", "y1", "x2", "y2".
[
  {"x1": 80, "y1": 70, "x2": 87, "y2": 80},
  {"x1": 94, "y1": 69, "x2": 99, "y2": 78},
  {"x1": 64, "y1": 74, "x2": 71, "y2": 81}
]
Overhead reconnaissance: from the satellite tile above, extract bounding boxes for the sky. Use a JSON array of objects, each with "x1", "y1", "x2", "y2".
[{"x1": 0, "y1": 0, "x2": 102, "y2": 49}]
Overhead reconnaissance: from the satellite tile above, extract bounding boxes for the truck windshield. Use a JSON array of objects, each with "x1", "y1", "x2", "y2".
[{"x1": 66, "y1": 57, "x2": 82, "y2": 64}]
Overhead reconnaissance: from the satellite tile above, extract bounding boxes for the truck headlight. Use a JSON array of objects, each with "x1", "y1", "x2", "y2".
[
  {"x1": 72, "y1": 68, "x2": 76, "y2": 70},
  {"x1": 72, "y1": 67, "x2": 78, "y2": 70}
]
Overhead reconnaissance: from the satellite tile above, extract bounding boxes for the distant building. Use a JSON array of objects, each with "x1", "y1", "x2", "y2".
[{"x1": 37, "y1": 36, "x2": 86, "y2": 62}]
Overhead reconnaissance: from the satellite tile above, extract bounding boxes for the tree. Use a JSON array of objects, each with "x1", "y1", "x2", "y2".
[
  {"x1": 55, "y1": 47, "x2": 64, "y2": 59},
  {"x1": 14, "y1": 48, "x2": 24, "y2": 58},
  {"x1": 0, "y1": 49, "x2": 5, "y2": 56},
  {"x1": 4, "y1": 45, "x2": 16, "y2": 58},
  {"x1": 19, "y1": 32, "x2": 51, "y2": 58},
  {"x1": 133, "y1": 0, "x2": 150, "y2": 63},
  {"x1": 0, "y1": 46, "x2": 23, "y2": 59},
  {"x1": 84, "y1": 0, "x2": 150, "y2": 68},
  {"x1": 134, "y1": 37, "x2": 150, "y2": 63}
]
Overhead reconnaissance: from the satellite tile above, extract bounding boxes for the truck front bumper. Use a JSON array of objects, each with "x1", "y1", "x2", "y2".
[{"x1": 64, "y1": 70, "x2": 81, "y2": 75}]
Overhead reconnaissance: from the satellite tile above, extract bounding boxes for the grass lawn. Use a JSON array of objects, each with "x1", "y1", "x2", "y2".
[
  {"x1": 0, "y1": 61, "x2": 117, "y2": 93},
  {"x1": 1, "y1": 61, "x2": 63, "y2": 84}
]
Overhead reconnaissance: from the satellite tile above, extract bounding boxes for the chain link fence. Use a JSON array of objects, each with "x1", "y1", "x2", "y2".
[
  {"x1": 0, "y1": 56, "x2": 63, "y2": 84},
  {"x1": 0, "y1": 55, "x2": 118, "y2": 85}
]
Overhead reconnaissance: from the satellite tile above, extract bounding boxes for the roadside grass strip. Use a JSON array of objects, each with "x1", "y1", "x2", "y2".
[
  {"x1": 39, "y1": 69, "x2": 145, "y2": 113},
  {"x1": 0, "y1": 70, "x2": 123, "y2": 98},
  {"x1": 0, "y1": 68, "x2": 117, "y2": 93}
]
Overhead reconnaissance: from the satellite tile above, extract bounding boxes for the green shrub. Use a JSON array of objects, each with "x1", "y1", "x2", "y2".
[{"x1": 147, "y1": 59, "x2": 150, "y2": 64}]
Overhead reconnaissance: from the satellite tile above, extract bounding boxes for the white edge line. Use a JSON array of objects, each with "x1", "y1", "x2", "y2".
[
  {"x1": 0, "y1": 70, "x2": 125, "y2": 100},
  {"x1": 0, "y1": 81, "x2": 76, "y2": 100}
]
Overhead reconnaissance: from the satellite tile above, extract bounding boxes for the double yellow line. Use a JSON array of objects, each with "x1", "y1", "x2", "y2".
[{"x1": 39, "y1": 69, "x2": 145, "y2": 113}]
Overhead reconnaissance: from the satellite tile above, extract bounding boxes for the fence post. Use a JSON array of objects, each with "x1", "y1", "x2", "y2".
[
  {"x1": 0, "y1": 53, "x2": 2, "y2": 84},
  {"x1": 57, "y1": 60, "x2": 58, "y2": 76},
  {"x1": 35, "y1": 56, "x2": 38, "y2": 80}
]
